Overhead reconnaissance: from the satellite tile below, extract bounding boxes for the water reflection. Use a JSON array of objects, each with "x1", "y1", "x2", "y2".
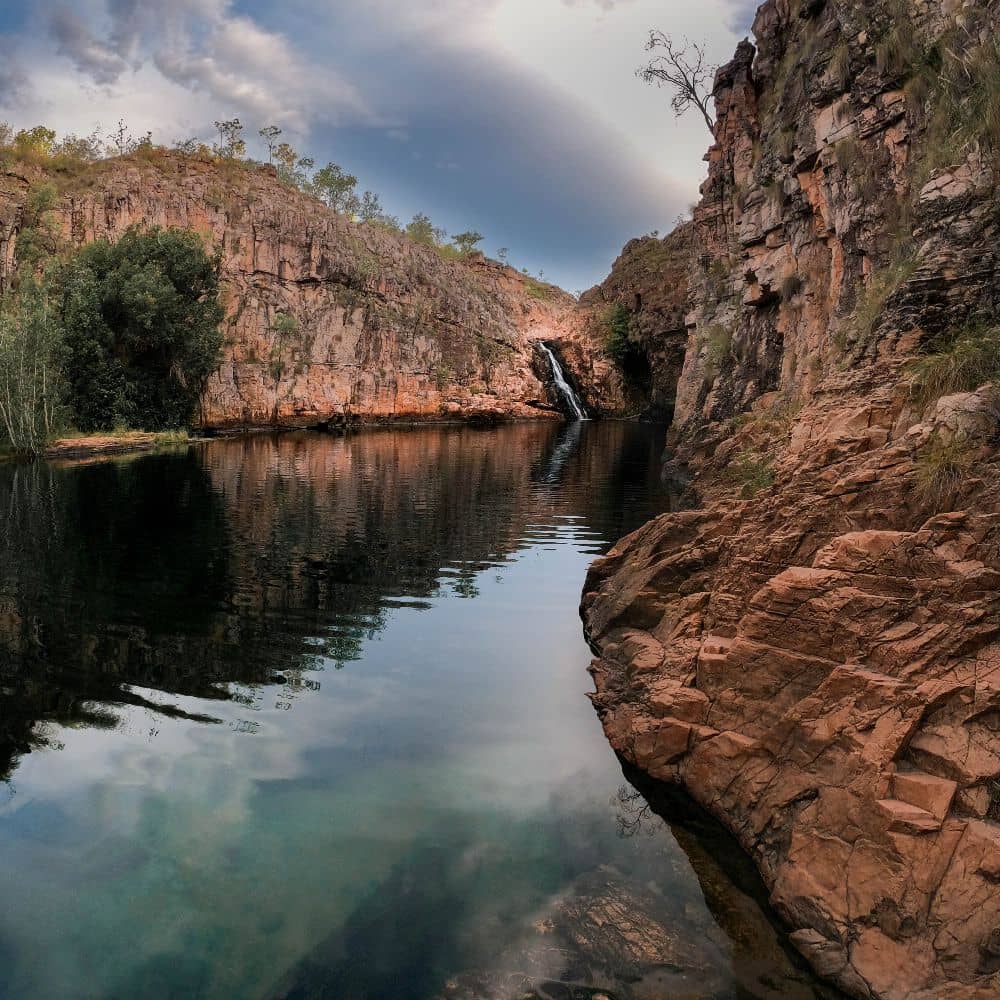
[{"x1": 0, "y1": 424, "x2": 833, "y2": 999}]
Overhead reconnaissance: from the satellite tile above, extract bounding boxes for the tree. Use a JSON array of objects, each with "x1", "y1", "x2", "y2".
[
  {"x1": 274, "y1": 142, "x2": 314, "y2": 189},
  {"x1": 0, "y1": 277, "x2": 65, "y2": 454},
  {"x1": 496, "y1": 247, "x2": 509, "y2": 264},
  {"x1": 638, "y1": 32, "x2": 716, "y2": 133},
  {"x1": 358, "y1": 190, "x2": 382, "y2": 223},
  {"x1": 213, "y1": 118, "x2": 246, "y2": 158},
  {"x1": 451, "y1": 230, "x2": 484, "y2": 255},
  {"x1": 259, "y1": 125, "x2": 281, "y2": 164},
  {"x1": 54, "y1": 130, "x2": 103, "y2": 161},
  {"x1": 313, "y1": 162, "x2": 360, "y2": 214},
  {"x1": 112, "y1": 119, "x2": 130, "y2": 156},
  {"x1": 13, "y1": 126, "x2": 56, "y2": 158},
  {"x1": 405, "y1": 213, "x2": 446, "y2": 246},
  {"x1": 59, "y1": 226, "x2": 224, "y2": 430}
]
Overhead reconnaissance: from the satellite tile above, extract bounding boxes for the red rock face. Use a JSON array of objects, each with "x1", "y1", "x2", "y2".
[
  {"x1": 0, "y1": 154, "x2": 623, "y2": 429},
  {"x1": 583, "y1": 1, "x2": 1000, "y2": 996}
]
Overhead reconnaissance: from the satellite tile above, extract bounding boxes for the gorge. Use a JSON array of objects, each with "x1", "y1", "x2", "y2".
[{"x1": 1, "y1": 0, "x2": 999, "y2": 998}]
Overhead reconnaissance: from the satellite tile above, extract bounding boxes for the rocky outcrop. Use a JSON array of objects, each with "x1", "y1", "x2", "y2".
[
  {"x1": 583, "y1": 1, "x2": 1000, "y2": 997},
  {"x1": 0, "y1": 153, "x2": 622, "y2": 429},
  {"x1": 580, "y1": 223, "x2": 694, "y2": 420}
]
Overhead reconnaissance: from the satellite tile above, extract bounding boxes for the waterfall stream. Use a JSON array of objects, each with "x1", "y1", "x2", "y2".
[{"x1": 539, "y1": 342, "x2": 588, "y2": 421}]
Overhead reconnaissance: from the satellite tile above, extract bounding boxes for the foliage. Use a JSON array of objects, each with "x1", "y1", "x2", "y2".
[
  {"x1": 213, "y1": 119, "x2": 246, "y2": 159},
  {"x1": 59, "y1": 226, "x2": 224, "y2": 431},
  {"x1": 14, "y1": 125, "x2": 56, "y2": 158},
  {"x1": 875, "y1": 16, "x2": 919, "y2": 79},
  {"x1": 701, "y1": 323, "x2": 733, "y2": 382},
  {"x1": 14, "y1": 182, "x2": 62, "y2": 274},
  {"x1": 722, "y1": 449, "x2": 775, "y2": 499},
  {"x1": 914, "y1": 433, "x2": 974, "y2": 508},
  {"x1": 907, "y1": 16, "x2": 1000, "y2": 184},
  {"x1": 638, "y1": 32, "x2": 716, "y2": 133},
  {"x1": 268, "y1": 311, "x2": 304, "y2": 381},
  {"x1": 908, "y1": 323, "x2": 1000, "y2": 409},
  {"x1": 846, "y1": 249, "x2": 917, "y2": 352},
  {"x1": 358, "y1": 190, "x2": 382, "y2": 223},
  {"x1": 451, "y1": 230, "x2": 484, "y2": 255},
  {"x1": 0, "y1": 277, "x2": 66, "y2": 454},
  {"x1": 258, "y1": 125, "x2": 282, "y2": 163},
  {"x1": 603, "y1": 303, "x2": 632, "y2": 364},
  {"x1": 406, "y1": 213, "x2": 446, "y2": 246},
  {"x1": 313, "y1": 162, "x2": 360, "y2": 214},
  {"x1": 829, "y1": 42, "x2": 851, "y2": 90},
  {"x1": 274, "y1": 142, "x2": 315, "y2": 189}
]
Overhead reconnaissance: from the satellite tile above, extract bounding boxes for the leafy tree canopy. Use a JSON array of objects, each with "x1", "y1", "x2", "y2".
[{"x1": 60, "y1": 226, "x2": 224, "y2": 431}]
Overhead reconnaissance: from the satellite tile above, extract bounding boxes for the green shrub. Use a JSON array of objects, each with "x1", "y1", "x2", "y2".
[
  {"x1": 524, "y1": 280, "x2": 551, "y2": 300},
  {"x1": 268, "y1": 312, "x2": 302, "y2": 381},
  {"x1": 846, "y1": 248, "x2": 917, "y2": 351},
  {"x1": 722, "y1": 450, "x2": 775, "y2": 499},
  {"x1": 603, "y1": 303, "x2": 631, "y2": 364},
  {"x1": 876, "y1": 19, "x2": 919, "y2": 78},
  {"x1": 908, "y1": 323, "x2": 1000, "y2": 409},
  {"x1": 59, "y1": 226, "x2": 224, "y2": 431},
  {"x1": 917, "y1": 35, "x2": 1000, "y2": 181},
  {"x1": 702, "y1": 323, "x2": 733, "y2": 382}
]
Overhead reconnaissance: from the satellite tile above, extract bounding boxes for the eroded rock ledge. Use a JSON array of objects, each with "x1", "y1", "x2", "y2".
[
  {"x1": 0, "y1": 155, "x2": 623, "y2": 429},
  {"x1": 582, "y1": 0, "x2": 1000, "y2": 996}
]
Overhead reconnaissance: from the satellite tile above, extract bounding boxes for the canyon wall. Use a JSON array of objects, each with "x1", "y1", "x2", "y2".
[
  {"x1": 582, "y1": 1, "x2": 1000, "y2": 998},
  {"x1": 0, "y1": 154, "x2": 622, "y2": 429}
]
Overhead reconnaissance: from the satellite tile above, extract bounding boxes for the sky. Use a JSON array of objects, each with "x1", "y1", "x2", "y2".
[{"x1": 0, "y1": 0, "x2": 760, "y2": 291}]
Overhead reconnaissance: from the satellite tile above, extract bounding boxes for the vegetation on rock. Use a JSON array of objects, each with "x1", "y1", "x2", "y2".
[{"x1": 60, "y1": 227, "x2": 225, "y2": 432}]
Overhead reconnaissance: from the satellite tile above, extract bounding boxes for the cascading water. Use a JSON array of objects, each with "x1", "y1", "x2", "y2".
[{"x1": 539, "y1": 342, "x2": 588, "y2": 421}]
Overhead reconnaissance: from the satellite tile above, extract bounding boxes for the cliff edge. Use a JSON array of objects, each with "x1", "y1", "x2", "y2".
[
  {"x1": 582, "y1": 1, "x2": 1000, "y2": 997},
  {"x1": 0, "y1": 153, "x2": 621, "y2": 429}
]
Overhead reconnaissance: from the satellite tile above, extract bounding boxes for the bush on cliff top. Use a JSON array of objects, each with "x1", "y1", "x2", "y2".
[{"x1": 59, "y1": 226, "x2": 224, "y2": 431}]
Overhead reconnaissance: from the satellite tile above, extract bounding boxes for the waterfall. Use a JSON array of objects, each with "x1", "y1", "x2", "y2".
[{"x1": 539, "y1": 342, "x2": 588, "y2": 421}]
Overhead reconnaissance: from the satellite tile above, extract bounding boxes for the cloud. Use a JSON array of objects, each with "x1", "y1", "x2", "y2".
[
  {"x1": 560, "y1": 0, "x2": 635, "y2": 10},
  {"x1": 0, "y1": 36, "x2": 31, "y2": 108},
  {"x1": 722, "y1": 0, "x2": 761, "y2": 34},
  {"x1": 44, "y1": 0, "x2": 375, "y2": 133},
  {"x1": 50, "y1": 7, "x2": 127, "y2": 85}
]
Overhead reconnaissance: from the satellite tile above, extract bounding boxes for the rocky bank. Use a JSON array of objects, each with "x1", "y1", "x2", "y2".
[
  {"x1": 0, "y1": 153, "x2": 621, "y2": 429},
  {"x1": 582, "y1": 1, "x2": 1000, "y2": 998}
]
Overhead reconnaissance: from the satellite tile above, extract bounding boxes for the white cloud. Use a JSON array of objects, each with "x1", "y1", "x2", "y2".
[{"x1": 37, "y1": 0, "x2": 376, "y2": 137}]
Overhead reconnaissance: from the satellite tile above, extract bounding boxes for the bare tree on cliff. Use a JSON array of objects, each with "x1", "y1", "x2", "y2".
[{"x1": 638, "y1": 32, "x2": 716, "y2": 134}]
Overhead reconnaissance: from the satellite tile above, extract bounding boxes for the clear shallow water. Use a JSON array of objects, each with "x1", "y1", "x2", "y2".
[{"x1": 0, "y1": 423, "x2": 833, "y2": 1000}]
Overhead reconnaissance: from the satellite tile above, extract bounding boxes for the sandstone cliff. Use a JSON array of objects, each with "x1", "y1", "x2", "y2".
[
  {"x1": 582, "y1": 2, "x2": 1000, "y2": 997},
  {"x1": 580, "y1": 223, "x2": 694, "y2": 420},
  {"x1": 0, "y1": 153, "x2": 621, "y2": 429}
]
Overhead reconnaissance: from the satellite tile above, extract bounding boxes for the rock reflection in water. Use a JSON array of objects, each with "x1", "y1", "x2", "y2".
[{"x1": 0, "y1": 424, "x2": 835, "y2": 1000}]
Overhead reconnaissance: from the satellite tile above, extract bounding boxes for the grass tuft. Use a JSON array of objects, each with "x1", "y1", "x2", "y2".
[
  {"x1": 907, "y1": 324, "x2": 1000, "y2": 409},
  {"x1": 722, "y1": 450, "x2": 775, "y2": 499},
  {"x1": 914, "y1": 433, "x2": 974, "y2": 509}
]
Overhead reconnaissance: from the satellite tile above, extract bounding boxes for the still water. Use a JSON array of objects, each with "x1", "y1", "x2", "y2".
[{"x1": 0, "y1": 423, "x2": 832, "y2": 1000}]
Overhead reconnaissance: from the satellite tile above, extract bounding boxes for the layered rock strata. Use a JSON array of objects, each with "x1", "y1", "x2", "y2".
[
  {"x1": 583, "y1": 1, "x2": 1000, "y2": 997},
  {"x1": 0, "y1": 154, "x2": 621, "y2": 428}
]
